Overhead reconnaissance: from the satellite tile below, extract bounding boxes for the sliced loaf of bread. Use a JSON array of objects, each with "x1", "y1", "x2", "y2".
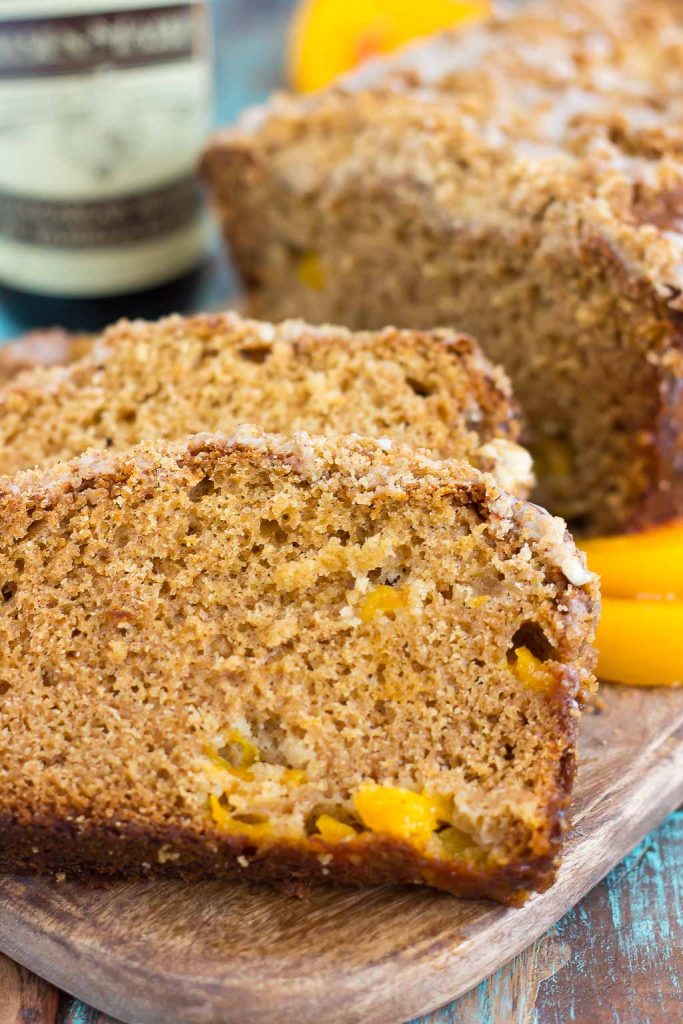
[
  {"x1": 0, "y1": 429, "x2": 598, "y2": 903},
  {"x1": 202, "y1": 0, "x2": 683, "y2": 535}
]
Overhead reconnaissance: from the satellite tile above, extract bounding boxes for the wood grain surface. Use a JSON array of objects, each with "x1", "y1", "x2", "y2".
[
  {"x1": 0, "y1": 953, "x2": 58, "y2": 1024},
  {"x1": 12, "y1": 811, "x2": 681, "y2": 1024},
  {"x1": 417, "y1": 810, "x2": 682, "y2": 1024},
  {"x1": 0, "y1": 683, "x2": 680, "y2": 1024}
]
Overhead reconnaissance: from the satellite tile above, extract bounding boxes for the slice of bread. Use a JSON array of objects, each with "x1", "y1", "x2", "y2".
[
  {"x1": 0, "y1": 429, "x2": 598, "y2": 904},
  {"x1": 0, "y1": 312, "x2": 530, "y2": 495}
]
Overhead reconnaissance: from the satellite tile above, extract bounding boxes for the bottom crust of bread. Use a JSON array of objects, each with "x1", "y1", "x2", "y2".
[{"x1": 0, "y1": 808, "x2": 568, "y2": 906}]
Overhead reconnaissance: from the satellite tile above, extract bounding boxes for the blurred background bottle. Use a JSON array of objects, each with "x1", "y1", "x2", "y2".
[{"x1": 0, "y1": 0, "x2": 212, "y2": 328}]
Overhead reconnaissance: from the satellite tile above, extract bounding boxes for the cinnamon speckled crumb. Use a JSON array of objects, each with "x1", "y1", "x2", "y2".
[
  {"x1": 0, "y1": 311, "x2": 529, "y2": 495},
  {"x1": 0, "y1": 429, "x2": 598, "y2": 903}
]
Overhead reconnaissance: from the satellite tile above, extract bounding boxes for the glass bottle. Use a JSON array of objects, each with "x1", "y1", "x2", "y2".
[{"x1": 0, "y1": 0, "x2": 212, "y2": 311}]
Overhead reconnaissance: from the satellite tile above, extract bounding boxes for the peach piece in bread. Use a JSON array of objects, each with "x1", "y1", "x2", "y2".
[{"x1": 353, "y1": 785, "x2": 451, "y2": 845}]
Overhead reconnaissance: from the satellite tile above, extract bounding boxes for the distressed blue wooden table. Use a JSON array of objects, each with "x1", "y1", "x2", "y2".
[{"x1": 0, "y1": 3, "x2": 680, "y2": 1022}]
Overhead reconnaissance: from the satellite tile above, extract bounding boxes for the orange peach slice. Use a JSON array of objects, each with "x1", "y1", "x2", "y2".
[
  {"x1": 596, "y1": 597, "x2": 683, "y2": 688},
  {"x1": 289, "y1": 0, "x2": 491, "y2": 93},
  {"x1": 581, "y1": 520, "x2": 683, "y2": 599}
]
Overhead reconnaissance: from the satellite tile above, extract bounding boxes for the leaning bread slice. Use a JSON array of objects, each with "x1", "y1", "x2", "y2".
[
  {"x1": 0, "y1": 429, "x2": 597, "y2": 904},
  {"x1": 0, "y1": 312, "x2": 530, "y2": 494}
]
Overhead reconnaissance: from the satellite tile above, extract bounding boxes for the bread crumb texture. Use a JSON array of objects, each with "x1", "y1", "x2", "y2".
[
  {"x1": 0, "y1": 429, "x2": 598, "y2": 903},
  {"x1": 0, "y1": 311, "x2": 529, "y2": 495}
]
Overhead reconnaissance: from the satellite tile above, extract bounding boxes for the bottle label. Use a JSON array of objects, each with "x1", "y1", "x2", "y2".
[{"x1": 0, "y1": 1, "x2": 211, "y2": 296}]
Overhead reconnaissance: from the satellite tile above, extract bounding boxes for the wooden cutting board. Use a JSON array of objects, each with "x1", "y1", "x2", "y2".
[{"x1": 0, "y1": 683, "x2": 681, "y2": 1024}]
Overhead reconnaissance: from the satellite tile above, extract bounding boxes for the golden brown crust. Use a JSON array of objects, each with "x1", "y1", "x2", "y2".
[
  {"x1": 0, "y1": 810, "x2": 561, "y2": 906},
  {"x1": 573, "y1": 240, "x2": 683, "y2": 533}
]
